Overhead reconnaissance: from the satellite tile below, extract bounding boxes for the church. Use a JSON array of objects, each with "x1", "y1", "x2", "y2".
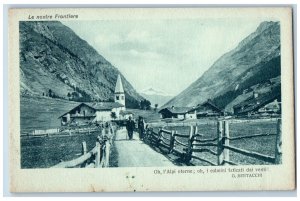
[{"x1": 59, "y1": 74, "x2": 132, "y2": 126}]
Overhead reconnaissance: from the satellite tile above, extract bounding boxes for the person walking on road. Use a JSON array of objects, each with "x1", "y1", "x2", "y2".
[
  {"x1": 138, "y1": 116, "x2": 146, "y2": 140},
  {"x1": 126, "y1": 116, "x2": 135, "y2": 140}
]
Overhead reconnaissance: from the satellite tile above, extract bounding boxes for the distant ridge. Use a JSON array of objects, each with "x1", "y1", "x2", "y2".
[{"x1": 163, "y1": 21, "x2": 281, "y2": 112}]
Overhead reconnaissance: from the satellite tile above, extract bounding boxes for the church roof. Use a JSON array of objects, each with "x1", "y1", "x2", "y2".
[{"x1": 115, "y1": 74, "x2": 124, "y2": 93}]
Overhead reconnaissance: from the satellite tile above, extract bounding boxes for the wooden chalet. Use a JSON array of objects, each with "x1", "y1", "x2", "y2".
[
  {"x1": 159, "y1": 100, "x2": 223, "y2": 120},
  {"x1": 158, "y1": 106, "x2": 193, "y2": 120},
  {"x1": 190, "y1": 99, "x2": 223, "y2": 118},
  {"x1": 59, "y1": 102, "x2": 125, "y2": 126},
  {"x1": 233, "y1": 86, "x2": 281, "y2": 116}
]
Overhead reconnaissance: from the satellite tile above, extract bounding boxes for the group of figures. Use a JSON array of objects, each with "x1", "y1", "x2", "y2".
[
  {"x1": 125, "y1": 116, "x2": 146, "y2": 140},
  {"x1": 95, "y1": 116, "x2": 146, "y2": 144}
]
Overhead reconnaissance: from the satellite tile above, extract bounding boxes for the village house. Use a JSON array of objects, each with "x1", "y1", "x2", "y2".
[
  {"x1": 59, "y1": 74, "x2": 128, "y2": 125},
  {"x1": 159, "y1": 99, "x2": 223, "y2": 120},
  {"x1": 158, "y1": 106, "x2": 193, "y2": 120},
  {"x1": 190, "y1": 99, "x2": 223, "y2": 118},
  {"x1": 233, "y1": 86, "x2": 281, "y2": 116}
]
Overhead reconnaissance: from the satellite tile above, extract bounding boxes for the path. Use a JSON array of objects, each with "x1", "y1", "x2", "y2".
[{"x1": 114, "y1": 128, "x2": 174, "y2": 167}]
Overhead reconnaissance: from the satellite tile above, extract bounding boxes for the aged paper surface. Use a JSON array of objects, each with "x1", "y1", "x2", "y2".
[{"x1": 9, "y1": 7, "x2": 295, "y2": 192}]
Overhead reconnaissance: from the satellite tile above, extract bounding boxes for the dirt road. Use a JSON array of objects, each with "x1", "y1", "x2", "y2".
[{"x1": 114, "y1": 128, "x2": 174, "y2": 167}]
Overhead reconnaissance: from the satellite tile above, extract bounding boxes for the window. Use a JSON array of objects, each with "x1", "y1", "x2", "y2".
[
  {"x1": 121, "y1": 95, "x2": 124, "y2": 100},
  {"x1": 116, "y1": 95, "x2": 119, "y2": 100}
]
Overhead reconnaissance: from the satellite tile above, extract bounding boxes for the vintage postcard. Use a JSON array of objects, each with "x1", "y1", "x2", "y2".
[{"x1": 9, "y1": 7, "x2": 295, "y2": 192}]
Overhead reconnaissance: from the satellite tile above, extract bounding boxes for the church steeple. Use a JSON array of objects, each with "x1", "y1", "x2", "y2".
[
  {"x1": 115, "y1": 74, "x2": 124, "y2": 93},
  {"x1": 114, "y1": 74, "x2": 125, "y2": 107}
]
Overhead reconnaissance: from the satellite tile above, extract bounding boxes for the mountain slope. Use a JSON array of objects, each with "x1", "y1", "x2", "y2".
[
  {"x1": 19, "y1": 21, "x2": 143, "y2": 108},
  {"x1": 163, "y1": 21, "x2": 280, "y2": 109}
]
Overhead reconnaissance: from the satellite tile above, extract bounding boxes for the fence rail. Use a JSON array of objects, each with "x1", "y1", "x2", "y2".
[
  {"x1": 226, "y1": 133, "x2": 277, "y2": 141},
  {"x1": 52, "y1": 139, "x2": 111, "y2": 168},
  {"x1": 21, "y1": 122, "x2": 112, "y2": 137},
  {"x1": 145, "y1": 118, "x2": 282, "y2": 166}
]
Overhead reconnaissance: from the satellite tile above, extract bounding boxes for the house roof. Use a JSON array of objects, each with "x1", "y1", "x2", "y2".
[
  {"x1": 115, "y1": 74, "x2": 124, "y2": 93},
  {"x1": 159, "y1": 107, "x2": 193, "y2": 114},
  {"x1": 85, "y1": 102, "x2": 124, "y2": 110},
  {"x1": 233, "y1": 96, "x2": 253, "y2": 109},
  {"x1": 194, "y1": 99, "x2": 222, "y2": 112},
  {"x1": 120, "y1": 110, "x2": 133, "y2": 115},
  {"x1": 70, "y1": 115, "x2": 96, "y2": 118}
]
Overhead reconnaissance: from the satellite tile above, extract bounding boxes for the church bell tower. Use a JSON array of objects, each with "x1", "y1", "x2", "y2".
[{"x1": 114, "y1": 74, "x2": 126, "y2": 108}]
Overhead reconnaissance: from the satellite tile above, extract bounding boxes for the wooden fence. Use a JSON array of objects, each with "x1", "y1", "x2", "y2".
[
  {"x1": 21, "y1": 125, "x2": 104, "y2": 137},
  {"x1": 51, "y1": 138, "x2": 111, "y2": 168},
  {"x1": 32, "y1": 128, "x2": 60, "y2": 135},
  {"x1": 145, "y1": 119, "x2": 282, "y2": 166}
]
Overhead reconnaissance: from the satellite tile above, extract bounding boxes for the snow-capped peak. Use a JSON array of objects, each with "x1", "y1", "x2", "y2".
[{"x1": 140, "y1": 87, "x2": 172, "y2": 96}]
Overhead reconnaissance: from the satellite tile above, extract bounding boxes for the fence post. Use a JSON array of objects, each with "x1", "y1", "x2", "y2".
[
  {"x1": 95, "y1": 141, "x2": 101, "y2": 168},
  {"x1": 82, "y1": 141, "x2": 87, "y2": 155},
  {"x1": 217, "y1": 121, "x2": 224, "y2": 165},
  {"x1": 169, "y1": 130, "x2": 175, "y2": 153},
  {"x1": 191, "y1": 126, "x2": 198, "y2": 163},
  {"x1": 147, "y1": 129, "x2": 152, "y2": 145},
  {"x1": 275, "y1": 119, "x2": 282, "y2": 164},
  {"x1": 173, "y1": 130, "x2": 177, "y2": 150},
  {"x1": 80, "y1": 141, "x2": 87, "y2": 167},
  {"x1": 223, "y1": 121, "x2": 230, "y2": 165},
  {"x1": 157, "y1": 128, "x2": 162, "y2": 147},
  {"x1": 104, "y1": 140, "x2": 110, "y2": 167},
  {"x1": 186, "y1": 125, "x2": 194, "y2": 163}
]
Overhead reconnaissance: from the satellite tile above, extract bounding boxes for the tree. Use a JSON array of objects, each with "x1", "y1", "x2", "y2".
[
  {"x1": 154, "y1": 104, "x2": 158, "y2": 112},
  {"x1": 111, "y1": 112, "x2": 117, "y2": 120},
  {"x1": 48, "y1": 89, "x2": 53, "y2": 97},
  {"x1": 145, "y1": 100, "x2": 151, "y2": 110},
  {"x1": 140, "y1": 99, "x2": 151, "y2": 110}
]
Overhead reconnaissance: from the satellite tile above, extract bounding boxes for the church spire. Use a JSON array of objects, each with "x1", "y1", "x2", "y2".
[
  {"x1": 114, "y1": 74, "x2": 126, "y2": 108},
  {"x1": 115, "y1": 74, "x2": 124, "y2": 93}
]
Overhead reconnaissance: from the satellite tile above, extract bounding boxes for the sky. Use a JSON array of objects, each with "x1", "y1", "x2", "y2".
[{"x1": 62, "y1": 19, "x2": 265, "y2": 96}]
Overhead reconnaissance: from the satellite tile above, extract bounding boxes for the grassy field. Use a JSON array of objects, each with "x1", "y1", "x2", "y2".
[
  {"x1": 21, "y1": 97, "x2": 161, "y2": 132},
  {"x1": 19, "y1": 96, "x2": 156, "y2": 168},
  {"x1": 21, "y1": 131, "x2": 102, "y2": 168},
  {"x1": 21, "y1": 96, "x2": 80, "y2": 132},
  {"x1": 20, "y1": 96, "x2": 279, "y2": 167},
  {"x1": 148, "y1": 119, "x2": 278, "y2": 166}
]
